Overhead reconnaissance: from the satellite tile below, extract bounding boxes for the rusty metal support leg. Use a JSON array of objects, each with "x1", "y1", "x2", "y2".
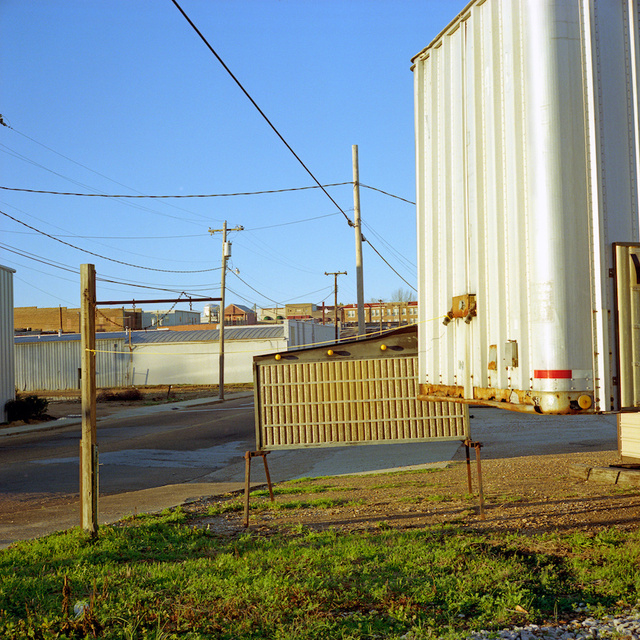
[
  {"x1": 464, "y1": 440, "x2": 473, "y2": 495},
  {"x1": 243, "y1": 451, "x2": 252, "y2": 528},
  {"x1": 474, "y1": 442, "x2": 485, "y2": 520},
  {"x1": 261, "y1": 452, "x2": 275, "y2": 502},
  {"x1": 244, "y1": 451, "x2": 273, "y2": 528}
]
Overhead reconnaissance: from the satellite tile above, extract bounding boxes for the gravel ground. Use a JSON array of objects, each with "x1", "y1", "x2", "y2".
[{"x1": 465, "y1": 605, "x2": 640, "y2": 639}]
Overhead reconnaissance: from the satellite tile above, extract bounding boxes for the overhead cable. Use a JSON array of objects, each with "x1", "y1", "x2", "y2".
[
  {"x1": 0, "y1": 208, "x2": 219, "y2": 273},
  {"x1": 360, "y1": 183, "x2": 415, "y2": 205},
  {"x1": 5, "y1": 125, "x2": 211, "y2": 220},
  {"x1": 0, "y1": 182, "x2": 352, "y2": 198},
  {"x1": 0, "y1": 242, "x2": 79, "y2": 274},
  {"x1": 0, "y1": 182, "x2": 415, "y2": 205},
  {"x1": 363, "y1": 238, "x2": 417, "y2": 292},
  {"x1": 168, "y1": 0, "x2": 354, "y2": 227},
  {"x1": 228, "y1": 269, "x2": 281, "y2": 307}
]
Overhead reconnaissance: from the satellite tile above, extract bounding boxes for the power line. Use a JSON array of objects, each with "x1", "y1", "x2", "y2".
[
  {"x1": 228, "y1": 269, "x2": 281, "y2": 307},
  {"x1": 250, "y1": 211, "x2": 340, "y2": 230},
  {"x1": 362, "y1": 220, "x2": 417, "y2": 271},
  {"x1": 5, "y1": 125, "x2": 213, "y2": 220},
  {"x1": 169, "y1": 0, "x2": 354, "y2": 227},
  {"x1": 363, "y1": 238, "x2": 417, "y2": 292},
  {"x1": 0, "y1": 208, "x2": 219, "y2": 273},
  {"x1": 360, "y1": 183, "x2": 415, "y2": 205},
  {"x1": 0, "y1": 148, "x2": 209, "y2": 226},
  {"x1": 0, "y1": 242, "x2": 79, "y2": 274},
  {"x1": 0, "y1": 182, "x2": 416, "y2": 205},
  {"x1": 3, "y1": 229, "x2": 206, "y2": 240},
  {"x1": 0, "y1": 182, "x2": 352, "y2": 199}
]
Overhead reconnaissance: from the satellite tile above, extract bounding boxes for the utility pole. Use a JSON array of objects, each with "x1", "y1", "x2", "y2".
[
  {"x1": 352, "y1": 145, "x2": 365, "y2": 337},
  {"x1": 325, "y1": 271, "x2": 347, "y2": 341},
  {"x1": 80, "y1": 263, "x2": 98, "y2": 536},
  {"x1": 209, "y1": 222, "x2": 244, "y2": 400},
  {"x1": 379, "y1": 299, "x2": 384, "y2": 333}
]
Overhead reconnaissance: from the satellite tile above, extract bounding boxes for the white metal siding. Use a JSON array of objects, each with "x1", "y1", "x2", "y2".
[
  {"x1": 414, "y1": 0, "x2": 640, "y2": 413},
  {"x1": 0, "y1": 265, "x2": 15, "y2": 422},
  {"x1": 619, "y1": 411, "x2": 640, "y2": 461},
  {"x1": 284, "y1": 319, "x2": 335, "y2": 349},
  {"x1": 131, "y1": 338, "x2": 286, "y2": 386},
  {"x1": 15, "y1": 338, "x2": 127, "y2": 391}
]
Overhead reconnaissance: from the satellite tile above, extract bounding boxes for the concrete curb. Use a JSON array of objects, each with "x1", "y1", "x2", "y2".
[
  {"x1": 0, "y1": 392, "x2": 254, "y2": 439},
  {"x1": 569, "y1": 463, "x2": 640, "y2": 487}
]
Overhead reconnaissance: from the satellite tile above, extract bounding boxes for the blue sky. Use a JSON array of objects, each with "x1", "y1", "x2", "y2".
[{"x1": 1, "y1": 0, "x2": 467, "y2": 314}]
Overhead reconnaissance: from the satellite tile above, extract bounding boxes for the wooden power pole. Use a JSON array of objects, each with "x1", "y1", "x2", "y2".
[
  {"x1": 325, "y1": 271, "x2": 347, "y2": 341},
  {"x1": 209, "y1": 222, "x2": 243, "y2": 400},
  {"x1": 352, "y1": 145, "x2": 365, "y2": 337},
  {"x1": 80, "y1": 263, "x2": 98, "y2": 535}
]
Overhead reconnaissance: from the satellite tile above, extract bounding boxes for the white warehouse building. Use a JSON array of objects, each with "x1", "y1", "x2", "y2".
[
  {"x1": 14, "y1": 320, "x2": 334, "y2": 392},
  {"x1": 1, "y1": 265, "x2": 16, "y2": 422}
]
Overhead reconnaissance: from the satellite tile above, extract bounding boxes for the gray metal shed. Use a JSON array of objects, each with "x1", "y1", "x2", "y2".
[{"x1": 0, "y1": 265, "x2": 16, "y2": 422}]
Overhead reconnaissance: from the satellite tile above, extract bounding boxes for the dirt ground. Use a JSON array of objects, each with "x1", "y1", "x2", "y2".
[{"x1": 181, "y1": 450, "x2": 640, "y2": 537}]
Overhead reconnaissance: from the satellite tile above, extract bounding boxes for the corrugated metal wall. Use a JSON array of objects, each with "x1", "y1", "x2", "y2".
[
  {"x1": 0, "y1": 265, "x2": 16, "y2": 422},
  {"x1": 256, "y1": 356, "x2": 468, "y2": 449},
  {"x1": 619, "y1": 413, "x2": 640, "y2": 463},
  {"x1": 285, "y1": 321, "x2": 335, "y2": 349},
  {"x1": 15, "y1": 338, "x2": 127, "y2": 391},
  {"x1": 14, "y1": 334, "x2": 286, "y2": 390},
  {"x1": 129, "y1": 337, "x2": 286, "y2": 386}
]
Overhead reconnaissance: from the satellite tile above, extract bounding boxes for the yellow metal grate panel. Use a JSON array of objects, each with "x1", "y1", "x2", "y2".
[{"x1": 257, "y1": 356, "x2": 468, "y2": 449}]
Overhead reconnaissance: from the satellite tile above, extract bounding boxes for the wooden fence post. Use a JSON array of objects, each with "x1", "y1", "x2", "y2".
[{"x1": 80, "y1": 263, "x2": 98, "y2": 535}]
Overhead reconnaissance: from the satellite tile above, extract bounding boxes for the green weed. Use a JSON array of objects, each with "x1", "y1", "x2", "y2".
[{"x1": 2, "y1": 509, "x2": 640, "y2": 640}]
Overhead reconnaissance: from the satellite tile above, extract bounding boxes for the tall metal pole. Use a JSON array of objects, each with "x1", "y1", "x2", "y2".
[
  {"x1": 325, "y1": 271, "x2": 347, "y2": 341},
  {"x1": 219, "y1": 221, "x2": 227, "y2": 400},
  {"x1": 209, "y1": 223, "x2": 243, "y2": 401},
  {"x1": 352, "y1": 145, "x2": 365, "y2": 337},
  {"x1": 80, "y1": 263, "x2": 98, "y2": 536}
]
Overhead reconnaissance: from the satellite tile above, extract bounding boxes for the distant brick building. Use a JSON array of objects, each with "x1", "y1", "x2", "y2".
[
  {"x1": 342, "y1": 301, "x2": 418, "y2": 328},
  {"x1": 14, "y1": 306, "x2": 142, "y2": 334}
]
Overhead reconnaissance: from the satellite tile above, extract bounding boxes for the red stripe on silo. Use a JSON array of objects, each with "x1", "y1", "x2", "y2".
[{"x1": 534, "y1": 370, "x2": 572, "y2": 379}]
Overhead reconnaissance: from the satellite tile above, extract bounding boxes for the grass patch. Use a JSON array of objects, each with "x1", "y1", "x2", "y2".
[
  {"x1": 370, "y1": 480, "x2": 438, "y2": 490},
  {"x1": 2, "y1": 511, "x2": 640, "y2": 639},
  {"x1": 205, "y1": 497, "x2": 358, "y2": 516},
  {"x1": 249, "y1": 483, "x2": 340, "y2": 498}
]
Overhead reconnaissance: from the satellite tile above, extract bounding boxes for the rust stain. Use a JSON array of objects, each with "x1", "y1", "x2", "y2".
[
  {"x1": 488, "y1": 344, "x2": 497, "y2": 370},
  {"x1": 418, "y1": 383, "x2": 592, "y2": 415}
]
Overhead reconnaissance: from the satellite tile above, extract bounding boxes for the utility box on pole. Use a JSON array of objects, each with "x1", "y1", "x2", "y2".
[{"x1": 413, "y1": 0, "x2": 640, "y2": 415}]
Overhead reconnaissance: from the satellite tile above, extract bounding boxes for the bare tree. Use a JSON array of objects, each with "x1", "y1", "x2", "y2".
[{"x1": 389, "y1": 287, "x2": 414, "y2": 302}]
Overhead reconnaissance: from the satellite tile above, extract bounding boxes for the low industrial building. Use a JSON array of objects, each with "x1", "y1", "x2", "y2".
[
  {"x1": 14, "y1": 320, "x2": 334, "y2": 392},
  {"x1": 1, "y1": 265, "x2": 16, "y2": 422}
]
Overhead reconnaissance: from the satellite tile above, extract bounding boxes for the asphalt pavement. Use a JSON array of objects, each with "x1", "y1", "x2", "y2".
[{"x1": 0, "y1": 395, "x2": 619, "y2": 549}]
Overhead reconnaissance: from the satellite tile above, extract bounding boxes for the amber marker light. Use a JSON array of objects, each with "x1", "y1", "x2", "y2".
[
  {"x1": 578, "y1": 395, "x2": 592, "y2": 410},
  {"x1": 380, "y1": 344, "x2": 387, "y2": 351},
  {"x1": 327, "y1": 349, "x2": 334, "y2": 356},
  {"x1": 275, "y1": 354, "x2": 282, "y2": 360}
]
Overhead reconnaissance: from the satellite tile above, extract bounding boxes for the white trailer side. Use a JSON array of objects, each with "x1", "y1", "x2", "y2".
[{"x1": 413, "y1": 0, "x2": 640, "y2": 414}]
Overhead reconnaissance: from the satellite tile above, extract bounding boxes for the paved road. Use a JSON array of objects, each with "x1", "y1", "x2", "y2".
[
  {"x1": 0, "y1": 396, "x2": 257, "y2": 497},
  {"x1": 0, "y1": 396, "x2": 619, "y2": 548}
]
